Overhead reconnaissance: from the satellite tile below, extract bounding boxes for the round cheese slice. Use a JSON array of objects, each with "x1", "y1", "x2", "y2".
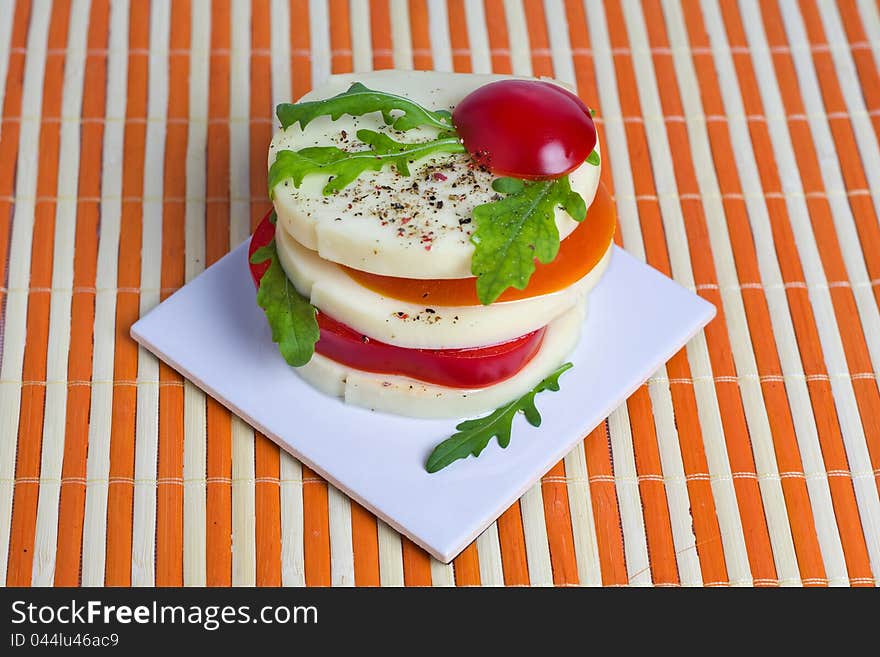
[
  {"x1": 294, "y1": 302, "x2": 586, "y2": 419},
  {"x1": 275, "y1": 218, "x2": 612, "y2": 349},
  {"x1": 269, "y1": 70, "x2": 601, "y2": 279}
]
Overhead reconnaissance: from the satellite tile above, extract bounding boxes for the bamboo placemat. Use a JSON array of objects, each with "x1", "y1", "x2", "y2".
[{"x1": 1, "y1": 0, "x2": 879, "y2": 587}]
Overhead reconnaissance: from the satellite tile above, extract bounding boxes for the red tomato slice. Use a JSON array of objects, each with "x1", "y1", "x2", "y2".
[
  {"x1": 452, "y1": 79, "x2": 597, "y2": 179},
  {"x1": 248, "y1": 216, "x2": 546, "y2": 388}
]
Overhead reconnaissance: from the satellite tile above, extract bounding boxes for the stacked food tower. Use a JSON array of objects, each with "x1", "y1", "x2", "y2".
[{"x1": 250, "y1": 71, "x2": 615, "y2": 443}]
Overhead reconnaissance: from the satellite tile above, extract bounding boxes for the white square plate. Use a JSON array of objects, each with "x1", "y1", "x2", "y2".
[{"x1": 131, "y1": 242, "x2": 715, "y2": 563}]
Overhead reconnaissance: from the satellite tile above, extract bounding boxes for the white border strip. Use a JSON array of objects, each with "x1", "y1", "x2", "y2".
[
  {"x1": 377, "y1": 519, "x2": 404, "y2": 586},
  {"x1": 81, "y1": 0, "x2": 128, "y2": 587},
  {"x1": 30, "y1": 0, "x2": 92, "y2": 587},
  {"x1": 856, "y1": 0, "x2": 880, "y2": 74},
  {"x1": 0, "y1": 0, "x2": 53, "y2": 585}
]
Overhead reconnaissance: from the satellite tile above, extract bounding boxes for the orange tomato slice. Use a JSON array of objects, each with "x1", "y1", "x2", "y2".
[{"x1": 344, "y1": 182, "x2": 617, "y2": 306}]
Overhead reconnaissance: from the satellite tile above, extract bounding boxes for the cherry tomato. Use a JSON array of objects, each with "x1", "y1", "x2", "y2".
[
  {"x1": 452, "y1": 79, "x2": 597, "y2": 179},
  {"x1": 248, "y1": 214, "x2": 546, "y2": 388}
]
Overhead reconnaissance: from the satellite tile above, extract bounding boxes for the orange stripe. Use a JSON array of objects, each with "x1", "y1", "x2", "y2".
[
  {"x1": 301, "y1": 468, "x2": 331, "y2": 586},
  {"x1": 370, "y1": 0, "x2": 393, "y2": 70},
  {"x1": 154, "y1": 0, "x2": 190, "y2": 588},
  {"x1": 788, "y1": 0, "x2": 880, "y2": 501},
  {"x1": 0, "y1": 0, "x2": 31, "y2": 341},
  {"x1": 325, "y1": 0, "x2": 381, "y2": 587},
  {"x1": 328, "y1": 0, "x2": 352, "y2": 74},
  {"x1": 408, "y1": 0, "x2": 432, "y2": 71},
  {"x1": 55, "y1": 0, "x2": 110, "y2": 585},
  {"x1": 250, "y1": 0, "x2": 281, "y2": 588},
  {"x1": 452, "y1": 542, "x2": 482, "y2": 586},
  {"x1": 402, "y1": 537, "x2": 432, "y2": 586},
  {"x1": 716, "y1": 0, "x2": 874, "y2": 586},
  {"x1": 104, "y1": 0, "x2": 149, "y2": 586},
  {"x1": 609, "y1": 0, "x2": 780, "y2": 585},
  {"x1": 7, "y1": 0, "x2": 72, "y2": 587},
  {"x1": 583, "y1": 423, "x2": 629, "y2": 585},
  {"x1": 350, "y1": 501, "x2": 380, "y2": 586},
  {"x1": 206, "y1": 0, "x2": 233, "y2": 587},
  {"x1": 521, "y1": 0, "x2": 582, "y2": 586},
  {"x1": 647, "y1": 0, "x2": 826, "y2": 584},
  {"x1": 446, "y1": 0, "x2": 471, "y2": 73}
]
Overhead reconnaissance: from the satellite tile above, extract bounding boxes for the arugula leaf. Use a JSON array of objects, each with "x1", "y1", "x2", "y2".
[
  {"x1": 425, "y1": 363, "x2": 574, "y2": 473},
  {"x1": 276, "y1": 82, "x2": 454, "y2": 132},
  {"x1": 471, "y1": 176, "x2": 587, "y2": 305},
  {"x1": 250, "y1": 238, "x2": 319, "y2": 367},
  {"x1": 586, "y1": 150, "x2": 600, "y2": 166},
  {"x1": 269, "y1": 129, "x2": 465, "y2": 196}
]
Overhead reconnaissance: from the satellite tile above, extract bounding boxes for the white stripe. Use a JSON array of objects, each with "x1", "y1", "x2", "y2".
[
  {"x1": 662, "y1": 0, "x2": 849, "y2": 587},
  {"x1": 588, "y1": 0, "x2": 753, "y2": 585},
  {"x1": 520, "y1": 483, "x2": 553, "y2": 585},
  {"x1": 475, "y1": 522, "x2": 504, "y2": 585},
  {"x1": 349, "y1": 0, "x2": 372, "y2": 73},
  {"x1": 131, "y1": 0, "x2": 170, "y2": 587},
  {"x1": 231, "y1": 416, "x2": 255, "y2": 585},
  {"x1": 0, "y1": 0, "x2": 14, "y2": 142},
  {"x1": 563, "y1": 443, "x2": 602, "y2": 586},
  {"x1": 857, "y1": 0, "x2": 880, "y2": 74},
  {"x1": 503, "y1": 0, "x2": 532, "y2": 76},
  {"x1": 607, "y1": 406, "x2": 652, "y2": 585},
  {"x1": 463, "y1": 0, "x2": 492, "y2": 74},
  {"x1": 0, "y1": 0, "x2": 52, "y2": 585},
  {"x1": 182, "y1": 0, "x2": 211, "y2": 586},
  {"x1": 30, "y1": 0, "x2": 92, "y2": 587},
  {"x1": 270, "y1": 0, "x2": 305, "y2": 587},
  {"x1": 542, "y1": 0, "x2": 576, "y2": 86},
  {"x1": 229, "y1": 0, "x2": 255, "y2": 586},
  {"x1": 816, "y1": 0, "x2": 880, "y2": 221},
  {"x1": 328, "y1": 485, "x2": 354, "y2": 586},
  {"x1": 309, "y1": 0, "x2": 331, "y2": 85},
  {"x1": 739, "y1": 0, "x2": 880, "y2": 583},
  {"x1": 377, "y1": 520, "x2": 404, "y2": 586},
  {"x1": 625, "y1": 0, "x2": 800, "y2": 586},
  {"x1": 389, "y1": 0, "x2": 413, "y2": 69},
  {"x1": 426, "y1": 0, "x2": 453, "y2": 72},
  {"x1": 429, "y1": 557, "x2": 455, "y2": 586},
  {"x1": 81, "y1": 0, "x2": 128, "y2": 586}
]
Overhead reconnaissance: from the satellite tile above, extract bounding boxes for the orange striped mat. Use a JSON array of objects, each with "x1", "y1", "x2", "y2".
[{"x1": 1, "y1": 0, "x2": 879, "y2": 587}]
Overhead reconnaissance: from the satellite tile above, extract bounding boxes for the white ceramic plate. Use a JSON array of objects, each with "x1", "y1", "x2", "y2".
[{"x1": 131, "y1": 242, "x2": 715, "y2": 562}]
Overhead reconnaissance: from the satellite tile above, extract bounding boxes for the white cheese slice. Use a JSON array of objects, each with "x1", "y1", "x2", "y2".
[
  {"x1": 275, "y1": 218, "x2": 612, "y2": 349},
  {"x1": 269, "y1": 70, "x2": 601, "y2": 279},
  {"x1": 294, "y1": 302, "x2": 586, "y2": 419}
]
